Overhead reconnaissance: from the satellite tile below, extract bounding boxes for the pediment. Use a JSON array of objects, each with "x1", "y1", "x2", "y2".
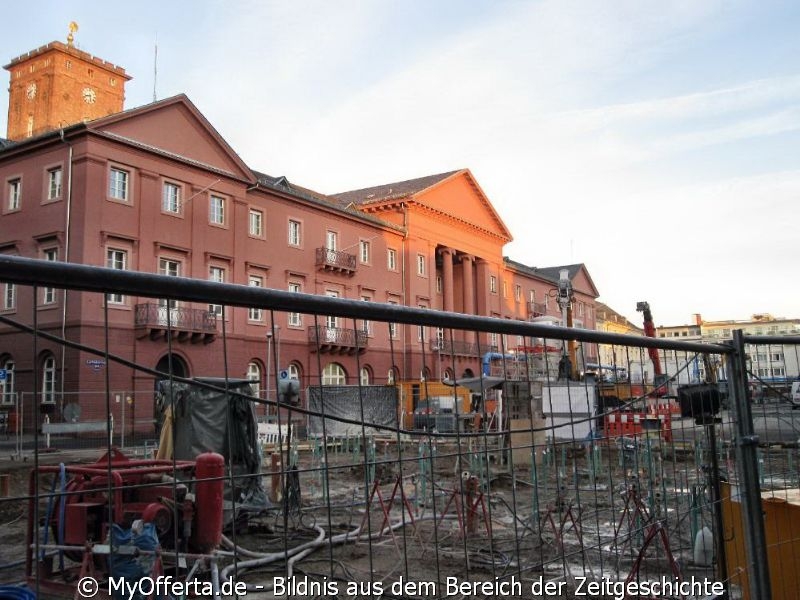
[
  {"x1": 90, "y1": 95, "x2": 254, "y2": 181},
  {"x1": 413, "y1": 170, "x2": 512, "y2": 242}
]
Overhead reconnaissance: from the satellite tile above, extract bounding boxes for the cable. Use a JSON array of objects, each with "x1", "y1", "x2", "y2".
[{"x1": 0, "y1": 585, "x2": 36, "y2": 600}]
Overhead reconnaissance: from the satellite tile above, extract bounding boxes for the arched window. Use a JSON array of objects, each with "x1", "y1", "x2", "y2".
[
  {"x1": 444, "y1": 367, "x2": 454, "y2": 383},
  {"x1": 359, "y1": 367, "x2": 371, "y2": 386},
  {"x1": 287, "y1": 363, "x2": 301, "y2": 381},
  {"x1": 41, "y1": 354, "x2": 56, "y2": 404},
  {"x1": 322, "y1": 363, "x2": 346, "y2": 386},
  {"x1": 1, "y1": 358, "x2": 14, "y2": 405},
  {"x1": 247, "y1": 361, "x2": 261, "y2": 398}
]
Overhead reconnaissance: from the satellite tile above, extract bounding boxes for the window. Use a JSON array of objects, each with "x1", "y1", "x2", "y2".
[
  {"x1": 247, "y1": 362, "x2": 261, "y2": 398},
  {"x1": 288, "y1": 282, "x2": 302, "y2": 326},
  {"x1": 325, "y1": 291, "x2": 339, "y2": 330},
  {"x1": 387, "y1": 300, "x2": 399, "y2": 339},
  {"x1": 502, "y1": 280, "x2": 508, "y2": 298},
  {"x1": 1, "y1": 360, "x2": 14, "y2": 405},
  {"x1": 416, "y1": 254, "x2": 426, "y2": 276},
  {"x1": 157, "y1": 258, "x2": 181, "y2": 319},
  {"x1": 106, "y1": 249, "x2": 127, "y2": 304},
  {"x1": 41, "y1": 355, "x2": 56, "y2": 404},
  {"x1": 322, "y1": 363, "x2": 346, "y2": 386},
  {"x1": 436, "y1": 275, "x2": 443, "y2": 294},
  {"x1": 7, "y1": 178, "x2": 21, "y2": 210},
  {"x1": 248, "y1": 276, "x2": 263, "y2": 321},
  {"x1": 515, "y1": 285, "x2": 522, "y2": 302},
  {"x1": 360, "y1": 367, "x2": 371, "y2": 386},
  {"x1": 287, "y1": 363, "x2": 300, "y2": 381},
  {"x1": 361, "y1": 296, "x2": 372, "y2": 336},
  {"x1": 0, "y1": 359, "x2": 16, "y2": 404},
  {"x1": 43, "y1": 248, "x2": 58, "y2": 304},
  {"x1": 159, "y1": 258, "x2": 180, "y2": 278},
  {"x1": 288, "y1": 219, "x2": 301, "y2": 246},
  {"x1": 210, "y1": 195, "x2": 225, "y2": 225},
  {"x1": 3, "y1": 282, "x2": 14, "y2": 310},
  {"x1": 387, "y1": 249, "x2": 397, "y2": 271},
  {"x1": 208, "y1": 266, "x2": 225, "y2": 316},
  {"x1": 47, "y1": 167, "x2": 62, "y2": 200},
  {"x1": 326, "y1": 230, "x2": 338, "y2": 251},
  {"x1": 109, "y1": 168, "x2": 129, "y2": 201},
  {"x1": 162, "y1": 182, "x2": 181, "y2": 213},
  {"x1": 417, "y1": 304, "x2": 427, "y2": 341},
  {"x1": 489, "y1": 275, "x2": 497, "y2": 294},
  {"x1": 249, "y1": 209, "x2": 263, "y2": 237},
  {"x1": 359, "y1": 240, "x2": 370, "y2": 264}
]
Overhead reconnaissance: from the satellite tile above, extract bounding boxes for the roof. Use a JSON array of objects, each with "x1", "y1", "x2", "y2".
[
  {"x1": 595, "y1": 302, "x2": 642, "y2": 330},
  {"x1": 504, "y1": 259, "x2": 600, "y2": 298},
  {"x1": 0, "y1": 138, "x2": 13, "y2": 150},
  {"x1": 250, "y1": 170, "x2": 403, "y2": 231},
  {"x1": 535, "y1": 264, "x2": 584, "y2": 282},
  {"x1": 331, "y1": 170, "x2": 460, "y2": 206}
]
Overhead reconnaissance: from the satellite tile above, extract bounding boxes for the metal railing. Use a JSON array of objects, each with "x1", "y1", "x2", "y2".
[
  {"x1": 308, "y1": 324, "x2": 368, "y2": 350},
  {"x1": 315, "y1": 247, "x2": 357, "y2": 272},
  {"x1": 1, "y1": 254, "x2": 797, "y2": 600},
  {"x1": 135, "y1": 302, "x2": 217, "y2": 332},
  {"x1": 430, "y1": 338, "x2": 497, "y2": 356}
]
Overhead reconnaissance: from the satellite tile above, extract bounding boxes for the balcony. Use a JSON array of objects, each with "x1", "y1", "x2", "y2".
[
  {"x1": 308, "y1": 325, "x2": 367, "y2": 354},
  {"x1": 316, "y1": 247, "x2": 357, "y2": 275},
  {"x1": 135, "y1": 303, "x2": 217, "y2": 344},
  {"x1": 528, "y1": 301, "x2": 547, "y2": 318},
  {"x1": 429, "y1": 338, "x2": 498, "y2": 357}
]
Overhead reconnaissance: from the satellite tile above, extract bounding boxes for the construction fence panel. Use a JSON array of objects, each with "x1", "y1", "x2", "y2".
[{"x1": 0, "y1": 256, "x2": 797, "y2": 599}]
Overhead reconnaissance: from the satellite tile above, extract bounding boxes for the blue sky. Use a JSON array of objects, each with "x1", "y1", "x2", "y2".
[{"x1": 3, "y1": 1, "x2": 800, "y2": 326}]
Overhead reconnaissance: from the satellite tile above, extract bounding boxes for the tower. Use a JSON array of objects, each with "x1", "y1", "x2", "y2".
[{"x1": 4, "y1": 23, "x2": 131, "y2": 141}]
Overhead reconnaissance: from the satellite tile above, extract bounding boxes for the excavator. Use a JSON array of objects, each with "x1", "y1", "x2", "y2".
[
  {"x1": 636, "y1": 301, "x2": 670, "y2": 396},
  {"x1": 593, "y1": 302, "x2": 675, "y2": 441}
]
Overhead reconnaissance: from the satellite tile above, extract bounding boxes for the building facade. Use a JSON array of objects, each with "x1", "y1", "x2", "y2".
[{"x1": 0, "y1": 38, "x2": 598, "y2": 430}]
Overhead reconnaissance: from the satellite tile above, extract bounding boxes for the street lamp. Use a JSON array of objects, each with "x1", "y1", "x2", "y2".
[
  {"x1": 266, "y1": 326, "x2": 282, "y2": 415},
  {"x1": 266, "y1": 331, "x2": 273, "y2": 414}
]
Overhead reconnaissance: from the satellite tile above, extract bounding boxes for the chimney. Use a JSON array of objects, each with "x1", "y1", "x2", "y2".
[{"x1": 693, "y1": 313, "x2": 702, "y2": 326}]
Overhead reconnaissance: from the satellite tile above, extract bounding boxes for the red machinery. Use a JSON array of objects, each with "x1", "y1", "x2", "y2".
[
  {"x1": 26, "y1": 448, "x2": 224, "y2": 591},
  {"x1": 636, "y1": 301, "x2": 669, "y2": 396}
]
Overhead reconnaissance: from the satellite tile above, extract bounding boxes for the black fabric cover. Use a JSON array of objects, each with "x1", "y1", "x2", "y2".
[
  {"x1": 307, "y1": 385, "x2": 398, "y2": 437},
  {"x1": 155, "y1": 378, "x2": 267, "y2": 509}
]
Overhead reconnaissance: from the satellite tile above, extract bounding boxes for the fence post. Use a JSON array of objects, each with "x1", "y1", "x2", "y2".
[{"x1": 729, "y1": 329, "x2": 771, "y2": 600}]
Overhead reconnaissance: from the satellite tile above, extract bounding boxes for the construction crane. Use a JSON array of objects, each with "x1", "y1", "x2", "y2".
[{"x1": 636, "y1": 301, "x2": 669, "y2": 394}]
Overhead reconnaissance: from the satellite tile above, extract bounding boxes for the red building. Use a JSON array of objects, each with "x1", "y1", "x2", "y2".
[{"x1": 0, "y1": 37, "x2": 598, "y2": 430}]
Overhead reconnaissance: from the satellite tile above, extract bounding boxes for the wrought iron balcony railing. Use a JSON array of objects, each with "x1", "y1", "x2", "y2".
[
  {"x1": 315, "y1": 247, "x2": 357, "y2": 274},
  {"x1": 135, "y1": 303, "x2": 217, "y2": 341},
  {"x1": 429, "y1": 338, "x2": 497, "y2": 357},
  {"x1": 308, "y1": 325, "x2": 367, "y2": 353},
  {"x1": 528, "y1": 301, "x2": 547, "y2": 318}
]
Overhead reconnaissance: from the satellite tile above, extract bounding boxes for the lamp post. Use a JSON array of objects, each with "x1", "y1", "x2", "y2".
[
  {"x1": 266, "y1": 332, "x2": 272, "y2": 416},
  {"x1": 266, "y1": 326, "x2": 282, "y2": 416}
]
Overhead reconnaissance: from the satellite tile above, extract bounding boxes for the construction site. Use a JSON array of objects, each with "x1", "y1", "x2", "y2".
[{"x1": 0, "y1": 255, "x2": 799, "y2": 599}]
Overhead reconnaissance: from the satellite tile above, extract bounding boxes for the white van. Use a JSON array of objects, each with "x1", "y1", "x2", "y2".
[{"x1": 791, "y1": 381, "x2": 800, "y2": 405}]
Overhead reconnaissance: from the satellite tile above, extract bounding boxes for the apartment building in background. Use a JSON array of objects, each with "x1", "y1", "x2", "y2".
[{"x1": 0, "y1": 35, "x2": 599, "y2": 430}]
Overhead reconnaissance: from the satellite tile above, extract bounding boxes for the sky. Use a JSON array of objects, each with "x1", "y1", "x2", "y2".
[{"x1": 2, "y1": 1, "x2": 799, "y2": 327}]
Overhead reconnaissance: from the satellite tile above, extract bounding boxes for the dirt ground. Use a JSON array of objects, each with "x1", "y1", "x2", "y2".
[{"x1": 0, "y1": 440, "x2": 740, "y2": 598}]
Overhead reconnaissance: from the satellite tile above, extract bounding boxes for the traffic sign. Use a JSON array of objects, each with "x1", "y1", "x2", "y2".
[
  {"x1": 0, "y1": 369, "x2": 6, "y2": 381},
  {"x1": 279, "y1": 369, "x2": 289, "y2": 380}
]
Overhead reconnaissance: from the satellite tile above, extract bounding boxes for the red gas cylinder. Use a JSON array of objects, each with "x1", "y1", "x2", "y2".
[{"x1": 193, "y1": 452, "x2": 224, "y2": 552}]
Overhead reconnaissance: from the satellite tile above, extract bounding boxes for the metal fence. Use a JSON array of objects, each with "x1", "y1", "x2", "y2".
[{"x1": 0, "y1": 255, "x2": 798, "y2": 599}]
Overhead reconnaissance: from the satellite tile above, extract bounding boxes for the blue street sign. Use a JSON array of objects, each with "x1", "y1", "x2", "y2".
[
  {"x1": 279, "y1": 369, "x2": 289, "y2": 380},
  {"x1": 0, "y1": 369, "x2": 6, "y2": 381}
]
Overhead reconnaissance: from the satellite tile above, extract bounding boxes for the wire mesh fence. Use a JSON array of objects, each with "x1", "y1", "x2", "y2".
[{"x1": 0, "y1": 255, "x2": 798, "y2": 599}]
